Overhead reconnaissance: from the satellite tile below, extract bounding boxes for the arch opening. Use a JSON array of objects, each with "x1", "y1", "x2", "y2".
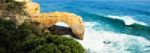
[
  {"x1": 54, "y1": 22, "x2": 69, "y2": 27},
  {"x1": 48, "y1": 22, "x2": 74, "y2": 36}
]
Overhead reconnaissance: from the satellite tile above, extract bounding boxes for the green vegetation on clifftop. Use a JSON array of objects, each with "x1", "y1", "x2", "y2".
[
  {"x1": 0, "y1": 19, "x2": 85, "y2": 53},
  {"x1": 0, "y1": 0, "x2": 85, "y2": 53}
]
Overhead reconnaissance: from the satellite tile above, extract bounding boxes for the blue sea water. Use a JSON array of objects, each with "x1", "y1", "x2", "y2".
[{"x1": 33, "y1": 0, "x2": 150, "y2": 53}]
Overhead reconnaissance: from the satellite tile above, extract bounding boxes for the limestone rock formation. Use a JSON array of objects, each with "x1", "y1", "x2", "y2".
[
  {"x1": 31, "y1": 12, "x2": 85, "y2": 40},
  {"x1": 24, "y1": 2, "x2": 40, "y2": 15},
  {"x1": 0, "y1": 0, "x2": 29, "y2": 25},
  {"x1": 15, "y1": 0, "x2": 85, "y2": 40}
]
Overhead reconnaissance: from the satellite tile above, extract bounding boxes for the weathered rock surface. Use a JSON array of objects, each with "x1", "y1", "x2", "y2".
[
  {"x1": 24, "y1": 2, "x2": 40, "y2": 15},
  {"x1": 31, "y1": 12, "x2": 85, "y2": 40},
  {"x1": 0, "y1": 0, "x2": 29, "y2": 25},
  {"x1": 16, "y1": 0, "x2": 85, "y2": 40}
]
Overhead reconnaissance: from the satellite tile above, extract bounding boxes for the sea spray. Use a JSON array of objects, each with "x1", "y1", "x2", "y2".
[
  {"x1": 77, "y1": 22, "x2": 150, "y2": 53},
  {"x1": 108, "y1": 15, "x2": 147, "y2": 26}
]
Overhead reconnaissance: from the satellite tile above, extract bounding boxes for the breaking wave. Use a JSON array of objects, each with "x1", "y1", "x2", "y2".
[
  {"x1": 108, "y1": 15, "x2": 147, "y2": 26},
  {"x1": 77, "y1": 22, "x2": 150, "y2": 53}
]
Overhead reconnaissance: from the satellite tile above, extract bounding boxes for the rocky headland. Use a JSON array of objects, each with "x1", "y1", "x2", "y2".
[
  {"x1": 0, "y1": 0, "x2": 85, "y2": 53},
  {"x1": 1, "y1": 0, "x2": 85, "y2": 40}
]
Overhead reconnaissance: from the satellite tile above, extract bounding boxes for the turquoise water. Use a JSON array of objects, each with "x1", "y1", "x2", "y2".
[{"x1": 33, "y1": 0, "x2": 150, "y2": 53}]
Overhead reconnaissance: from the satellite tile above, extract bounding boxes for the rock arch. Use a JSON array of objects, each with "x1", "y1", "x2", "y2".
[
  {"x1": 31, "y1": 12, "x2": 85, "y2": 40},
  {"x1": 15, "y1": 0, "x2": 85, "y2": 40}
]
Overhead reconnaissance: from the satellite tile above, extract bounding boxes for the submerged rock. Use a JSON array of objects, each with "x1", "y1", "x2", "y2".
[{"x1": 103, "y1": 40, "x2": 111, "y2": 44}]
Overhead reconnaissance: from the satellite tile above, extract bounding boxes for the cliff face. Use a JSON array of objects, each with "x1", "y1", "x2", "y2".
[
  {"x1": 24, "y1": 1, "x2": 40, "y2": 16},
  {"x1": 15, "y1": 0, "x2": 85, "y2": 40},
  {"x1": 31, "y1": 12, "x2": 85, "y2": 40},
  {"x1": 0, "y1": 0, "x2": 29, "y2": 25}
]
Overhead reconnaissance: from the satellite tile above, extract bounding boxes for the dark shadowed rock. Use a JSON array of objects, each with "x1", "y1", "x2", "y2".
[
  {"x1": 48, "y1": 25, "x2": 83, "y2": 40},
  {"x1": 103, "y1": 40, "x2": 111, "y2": 44}
]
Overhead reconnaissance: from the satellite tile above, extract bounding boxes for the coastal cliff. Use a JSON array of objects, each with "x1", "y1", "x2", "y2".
[
  {"x1": 1, "y1": 0, "x2": 85, "y2": 40},
  {"x1": 0, "y1": 0, "x2": 85, "y2": 53}
]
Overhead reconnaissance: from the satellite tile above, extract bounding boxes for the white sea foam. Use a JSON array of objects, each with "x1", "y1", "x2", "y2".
[
  {"x1": 55, "y1": 22, "x2": 69, "y2": 27},
  {"x1": 77, "y1": 22, "x2": 150, "y2": 53},
  {"x1": 107, "y1": 15, "x2": 147, "y2": 26}
]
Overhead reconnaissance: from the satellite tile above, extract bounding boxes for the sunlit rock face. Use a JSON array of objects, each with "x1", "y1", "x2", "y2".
[
  {"x1": 24, "y1": 2, "x2": 40, "y2": 15},
  {"x1": 22, "y1": 0, "x2": 40, "y2": 16},
  {"x1": 15, "y1": 0, "x2": 31, "y2": 3},
  {"x1": 22, "y1": 0, "x2": 85, "y2": 40},
  {"x1": 31, "y1": 12, "x2": 85, "y2": 40}
]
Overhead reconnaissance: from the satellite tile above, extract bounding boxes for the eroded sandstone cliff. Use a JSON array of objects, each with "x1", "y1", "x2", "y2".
[{"x1": 14, "y1": 0, "x2": 85, "y2": 40}]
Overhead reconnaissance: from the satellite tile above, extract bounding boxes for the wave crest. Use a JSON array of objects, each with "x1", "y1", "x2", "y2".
[
  {"x1": 108, "y1": 15, "x2": 147, "y2": 26},
  {"x1": 77, "y1": 22, "x2": 150, "y2": 53}
]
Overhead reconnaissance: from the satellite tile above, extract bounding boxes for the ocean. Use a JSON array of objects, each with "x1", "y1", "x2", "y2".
[{"x1": 33, "y1": 0, "x2": 150, "y2": 53}]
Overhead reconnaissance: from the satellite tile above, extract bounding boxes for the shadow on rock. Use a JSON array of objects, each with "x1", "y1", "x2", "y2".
[{"x1": 48, "y1": 25, "x2": 81, "y2": 40}]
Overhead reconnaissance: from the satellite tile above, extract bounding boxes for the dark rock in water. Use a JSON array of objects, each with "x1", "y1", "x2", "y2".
[
  {"x1": 103, "y1": 40, "x2": 111, "y2": 44},
  {"x1": 48, "y1": 25, "x2": 81, "y2": 39}
]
